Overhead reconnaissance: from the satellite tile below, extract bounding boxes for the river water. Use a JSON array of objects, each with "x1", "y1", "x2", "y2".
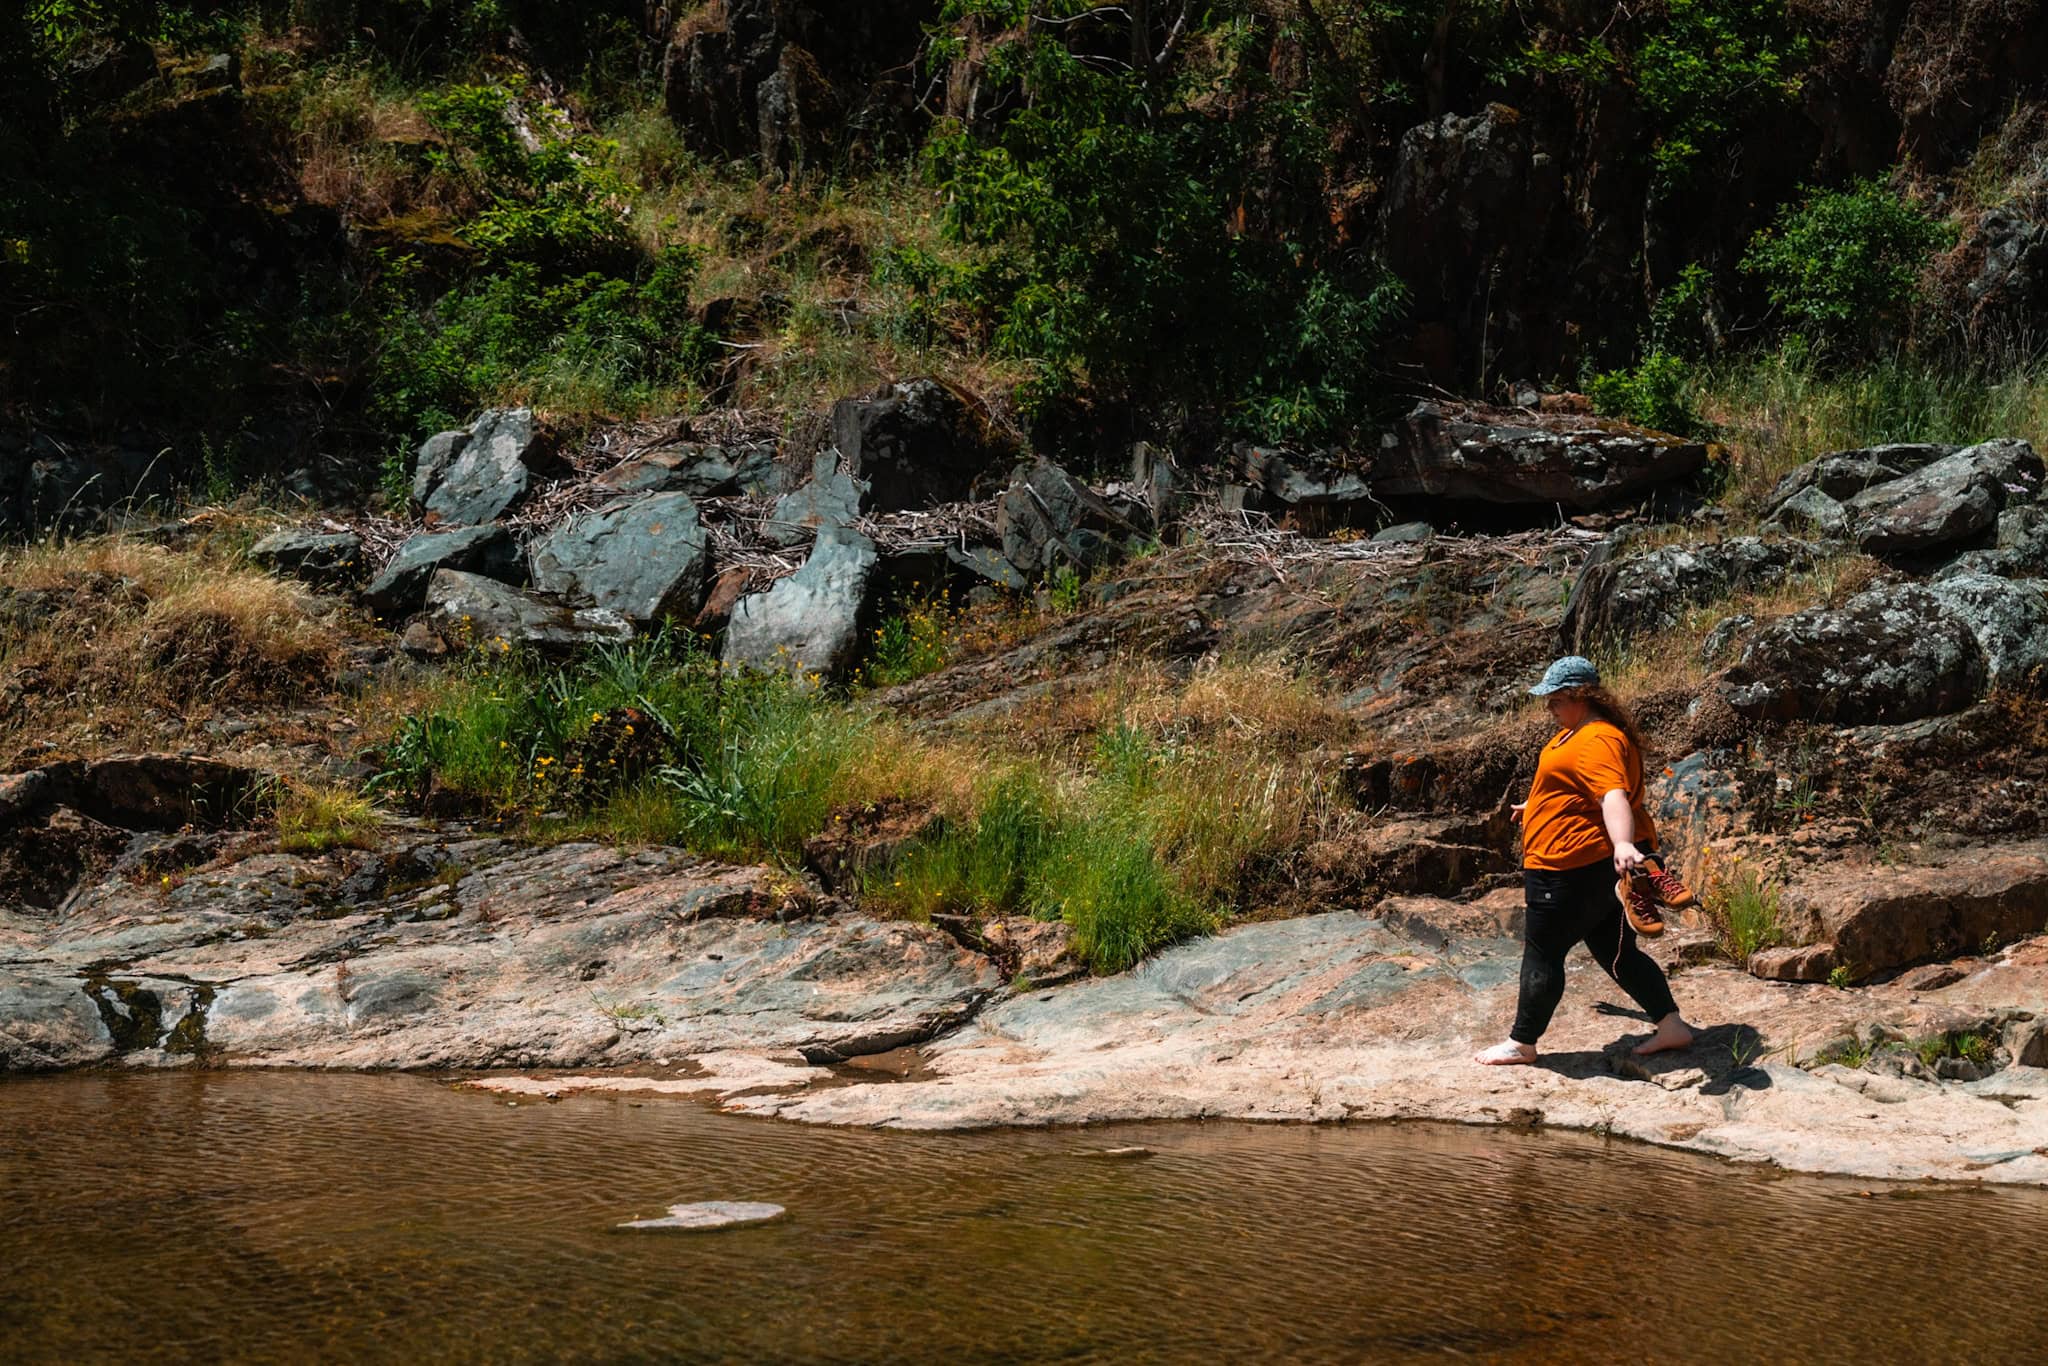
[{"x1": 3, "y1": 1072, "x2": 2043, "y2": 1363}]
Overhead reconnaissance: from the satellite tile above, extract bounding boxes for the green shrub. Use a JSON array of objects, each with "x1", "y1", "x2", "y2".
[
  {"x1": 1742, "y1": 177, "x2": 1955, "y2": 353},
  {"x1": 370, "y1": 244, "x2": 713, "y2": 440},
  {"x1": 1708, "y1": 861, "x2": 1784, "y2": 962},
  {"x1": 1588, "y1": 350, "x2": 1702, "y2": 436},
  {"x1": 928, "y1": 1, "x2": 1404, "y2": 444},
  {"x1": 1027, "y1": 810, "x2": 1216, "y2": 975}
]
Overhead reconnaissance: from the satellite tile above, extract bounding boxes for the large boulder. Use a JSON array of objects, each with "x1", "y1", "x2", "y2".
[
  {"x1": 723, "y1": 525, "x2": 878, "y2": 680},
  {"x1": 1761, "y1": 486, "x2": 1853, "y2": 541},
  {"x1": 997, "y1": 459, "x2": 1147, "y2": 579},
  {"x1": 1763, "y1": 444, "x2": 1955, "y2": 513},
  {"x1": 1560, "y1": 536, "x2": 1821, "y2": 652},
  {"x1": 1721, "y1": 583, "x2": 1987, "y2": 724},
  {"x1": 830, "y1": 379, "x2": 1014, "y2": 512},
  {"x1": 423, "y1": 570, "x2": 632, "y2": 650},
  {"x1": 1847, "y1": 438, "x2": 2045, "y2": 558},
  {"x1": 529, "y1": 492, "x2": 711, "y2": 626},
  {"x1": 248, "y1": 528, "x2": 363, "y2": 587},
  {"x1": 1938, "y1": 503, "x2": 2048, "y2": 580},
  {"x1": 363, "y1": 524, "x2": 524, "y2": 619},
  {"x1": 592, "y1": 443, "x2": 784, "y2": 500},
  {"x1": 1373, "y1": 402, "x2": 1709, "y2": 508},
  {"x1": 764, "y1": 449, "x2": 865, "y2": 548},
  {"x1": 1776, "y1": 841, "x2": 2048, "y2": 982},
  {"x1": 1924, "y1": 573, "x2": 2048, "y2": 687},
  {"x1": 419, "y1": 410, "x2": 551, "y2": 527}
]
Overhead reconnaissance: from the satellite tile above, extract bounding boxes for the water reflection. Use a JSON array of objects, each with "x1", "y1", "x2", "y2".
[{"x1": 2, "y1": 1072, "x2": 2042, "y2": 1362}]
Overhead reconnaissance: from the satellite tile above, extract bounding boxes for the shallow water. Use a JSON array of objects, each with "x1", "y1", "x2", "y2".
[{"x1": 3, "y1": 1072, "x2": 2043, "y2": 1363}]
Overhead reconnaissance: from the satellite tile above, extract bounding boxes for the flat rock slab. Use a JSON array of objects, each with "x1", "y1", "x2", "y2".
[
  {"x1": 0, "y1": 842, "x2": 999, "y2": 1071},
  {"x1": 735, "y1": 910, "x2": 2048, "y2": 1187},
  {"x1": 617, "y1": 1201, "x2": 785, "y2": 1231}
]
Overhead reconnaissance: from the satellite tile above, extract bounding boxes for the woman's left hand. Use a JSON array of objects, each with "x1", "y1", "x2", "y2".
[{"x1": 1612, "y1": 842, "x2": 1647, "y2": 876}]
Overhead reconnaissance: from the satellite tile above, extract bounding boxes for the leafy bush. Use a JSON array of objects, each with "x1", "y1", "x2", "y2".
[
  {"x1": 371, "y1": 244, "x2": 713, "y2": 440},
  {"x1": 1528, "y1": 0, "x2": 1808, "y2": 192},
  {"x1": 1588, "y1": 350, "x2": 1701, "y2": 435},
  {"x1": 927, "y1": 0, "x2": 1404, "y2": 444},
  {"x1": 1742, "y1": 177, "x2": 1955, "y2": 353}
]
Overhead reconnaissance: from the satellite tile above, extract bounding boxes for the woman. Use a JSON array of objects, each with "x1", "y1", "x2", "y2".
[{"x1": 1474, "y1": 656, "x2": 1695, "y2": 1065}]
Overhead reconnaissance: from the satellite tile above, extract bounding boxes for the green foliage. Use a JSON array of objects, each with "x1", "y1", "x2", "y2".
[
  {"x1": 1742, "y1": 178, "x2": 1955, "y2": 353},
  {"x1": 1530, "y1": 0, "x2": 1808, "y2": 191},
  {"x1": 868, "y1": 768, "x2": 1062, "y2": 920},
  {"x1": 370, "y1": 244, "x2": 713, "y2": 441},
  {"x1": 417, "y1": 80, "x2": 633, "y2": 267},
  {"x1": 860, "y1": 585, "x2": 958, "y2": 688},
  {"x1": 928, "y1": 0, "x2": 1404, "y2": 444},
  {"x1": 1046, "y1": 565, "x2": 1084, "y2": 615},
  {"x1": 1029, "y1": 810, "x2": 1215, "y2": 975},
  {"x1": 1707, "y1": 861, "x2": 1784, "y2": 962},
  {"x1": 1912, "y1": 1029, "x2": 1996, "y2": 1070},
  {"x1": 1588, "y1": 350, "x2": 1701, "y2": 436}
]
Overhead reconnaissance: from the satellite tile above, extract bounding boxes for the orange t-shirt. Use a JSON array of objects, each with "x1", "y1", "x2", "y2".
[{"x1": 1520, "y1": 719, "x2": 1656, "y2": 871}]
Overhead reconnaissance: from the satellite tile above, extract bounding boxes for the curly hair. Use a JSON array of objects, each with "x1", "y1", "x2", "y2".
[{"x1": 1564, "y1": 685, "x2": 1651, "y2": 763}]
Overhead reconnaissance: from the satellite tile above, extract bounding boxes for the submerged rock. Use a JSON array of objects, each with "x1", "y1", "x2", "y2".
[{"x1": 617, "y1": 1201, "x2": 785, "y2": 1231}]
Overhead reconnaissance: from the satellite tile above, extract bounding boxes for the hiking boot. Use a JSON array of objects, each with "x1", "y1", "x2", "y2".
[
  {"x1": 1642, "y1": 856, "x2": 1697, "y2": 910},
  {"x1": 1618, "y1": 874, "x2": 1668, "y2": 938}
]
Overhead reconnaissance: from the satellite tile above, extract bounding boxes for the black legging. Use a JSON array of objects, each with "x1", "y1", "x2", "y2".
[{"x1": 1509, "y1": 854, "x2": 1679, "y2": 1046}]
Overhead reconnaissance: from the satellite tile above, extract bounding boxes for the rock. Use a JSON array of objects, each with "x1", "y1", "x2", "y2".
[
  {"x1": 1966, "y1": 207, "x2": 2048, "y2": 316},
  {"x1": 530, "y1": 493, "x2": 711, "y2": 626},
  {"x1": 764, "y1": 450, "x2": 865, "y2": 548},
  {"x1": 1764, "y1": 444, "x2": 1955, "y2": 512},
  {"x1": 248, "y1": 528, "x2": 363, "y2": 586},
  {"x1": 0, "y1": 970, "x2": 114, "y2": 1069},
  {"x1": 0, "y1": 769, "x2": 51, "y2": 824},
  {"x1": 423, "y1": 570, "x2": 633, "y2": 651},
  {"x1": 1777, "y1": 841, "x2": 2048, "y2": 981},
  {"x1": 945, "y1": 544, "x2": 1028, "y2": 593},
  {"x1": 1375, "y1": 402, "x2": 1709, "y2": 508},
  {"x1": 2006, "y1": 1016, "x2": 2048, "y2": 1068},
  {"x1": 1236, "y1": 445, "x2": 1377, "y2": 513},
  {"x1": 1722, "y1": 583, "x2": 1987, "y2": 724},
  {"x1": 1562, "y1": 537, "x2": 1820, "y2": 652},
  {"x1": 1848, "y1": 439, "x2": 2045, "y2": 558},
  {"x1": 980, "y1": 917, "x2": 1082, "y2": 987},
  {"x1": 363, "y1": 524, "x2": 525, "y2": 619},
  {"x1": 422, "y1": 409, "x2": 551, "y2": 527},
  {"x1": 997, "y1": 459, "x2": 1145, "y2": 580},
  {"x1": 1698, "y1": 614, "x2": 1755, "y2": 664},
  {"x1": 592, "y1": 444, "x2": 776, "y2": 500},
  {"x1": 1372, "y1": 521, "x2": 1434, "y2": 544},
  {"x1": 1923, "y1": 573, "x2": 2048, "y2": 686},
  {"x1": 830, "y1": 379, "x2": 1014, "y2": 511},
  {"x1": 723, "y1": 526, "x2": 877, "y2": 679},
  {"x1": 617, "y1": 1201, "x2": 786, "y2": 1232},
  {"x1": 399, "y1": 619, "x2": 447, "y2": 660},
  {"x1": 411, "y1": 429, "x2": 470, "y2": 507},
  {"x1": 5, "y1": 438, "x2": 179, "y2": 532},
  {"x1": 80, "y1": 755, "x2": 263, "y2": 830},
  {"x1": 1763, "y1": 486, "x2": 1852, "y2": 541},
  {"x1": 1746, "y1": 944, "x2": 1837, "y2": 981},
  {"x1": 1894, "y1": 963, "x2": 1968, "y2": 992}
]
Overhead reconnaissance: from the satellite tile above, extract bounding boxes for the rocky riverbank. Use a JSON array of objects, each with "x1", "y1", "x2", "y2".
[{"x1": 5, "y1": 822, "x2": 2046, "y2": 1185}]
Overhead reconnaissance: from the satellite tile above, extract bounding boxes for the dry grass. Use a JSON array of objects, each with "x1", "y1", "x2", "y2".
[
  {"x1": 0, "y1": 534, "x2": 349, "y2": 758},
  {"x1": 289, "y1": 67, "x2": 475, "y2": 227},
  {"x1": 276, "y1": 781, "x2": 381, "y2": 853}
]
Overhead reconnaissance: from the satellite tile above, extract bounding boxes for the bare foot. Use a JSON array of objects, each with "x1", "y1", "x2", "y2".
[
  {"x1": 1631, "y1": 1014, "x2": 1695, "y2": 1056},
  {"x1": 1474, "y1": 1040, "x2": 1538, "y2": 1066}
]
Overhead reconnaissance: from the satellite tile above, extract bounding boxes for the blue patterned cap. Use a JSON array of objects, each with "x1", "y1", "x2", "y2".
[{"x1": 1529, "y1": 655, "x2": 1601, "y2": 696}]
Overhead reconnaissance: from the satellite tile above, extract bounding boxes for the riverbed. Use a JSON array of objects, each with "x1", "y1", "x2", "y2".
[{"x1": 4, "y1": 1073, "x2": 2044, "y2": 1362}]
